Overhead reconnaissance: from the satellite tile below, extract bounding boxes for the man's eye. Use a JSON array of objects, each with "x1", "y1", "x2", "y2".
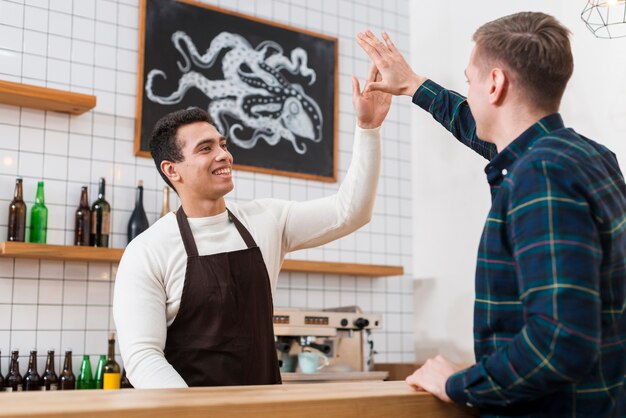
[
  {"x1": 202, "y1": 146, "x2": 211, "y2": 152},
  {"x1": 221, "y1": 143, "x2": 228, "y2": 150}
]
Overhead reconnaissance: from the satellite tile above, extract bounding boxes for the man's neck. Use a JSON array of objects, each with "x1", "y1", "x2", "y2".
[
  {"x1": 492, "y1": 107, "x2": 555, "y2": 153},
  {"x1": 180, "y1": 197, "x2": 226, "y2": 218}
]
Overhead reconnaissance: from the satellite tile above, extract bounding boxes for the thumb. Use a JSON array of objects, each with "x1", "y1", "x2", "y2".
[
  {"x1": 351, "y1": 75, "x2": 361, "y2": 98},
  {"x1": 364, "y1": 80, "x2": 385, "y2": 93}
]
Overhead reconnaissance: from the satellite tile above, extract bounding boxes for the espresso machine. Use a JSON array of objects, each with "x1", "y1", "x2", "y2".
[{"x1": 273, "y1": 306, "x2": 388, "y2": 382}]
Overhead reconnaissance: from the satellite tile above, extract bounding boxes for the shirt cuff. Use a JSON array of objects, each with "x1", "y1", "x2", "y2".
[
  {"x1": 412, "y1": 79, "x2": 445, "y2": 112},
  {"x1": 445, "y1": 369, "x2": 473, "y2": 407}
]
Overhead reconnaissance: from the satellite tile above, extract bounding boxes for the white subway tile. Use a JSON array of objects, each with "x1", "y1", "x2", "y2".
[
  {"x1": 38, "y1": 305, "x2": 63, "y2": 330},
  {"x1": 48, "y1": 10, "x2": 72, "y2": 37}
]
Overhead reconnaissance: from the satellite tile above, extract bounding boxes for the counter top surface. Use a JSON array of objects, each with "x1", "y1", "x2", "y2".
[{"x1": 0, "y1": 381, "x2": 478, "y2": 418}]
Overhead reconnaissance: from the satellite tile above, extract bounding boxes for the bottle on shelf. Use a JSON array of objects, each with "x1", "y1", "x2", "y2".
[
  {"x1": 77, "y1": 355, "x2": 94, "y2": 390},
  {"x1": 90, "y1": 177, "x2": 111, "y2": 247},
  {"x1": 94, "y1": 355, "x2": 106, "y2": 390},
  {"x1": 120, "y1": 368, "x2": 134, "y2": 389},
  {"x1": 74, "y1": 186, "x2": 91, "y2": 246},
  {"x1": 23, "y1": 350, "x2": 42, "y2": 391},
  {"x1": 103, "y1": 332, "x2": 121, "y2": 390},
  {"x1": 127, "y1": 180, "x2": 149, "y2": 244},
  {"x1": 29, "y1": 181, "x2": 48, "y2": 243},
  {"x1": 0, "y1": 350, "x2": 4, "y2": 391},
  {"x1": 160, "y1": 186, "x2": 170, "y2": 218},
  {"x1": 42, "y1": 349, "x2": 59, "y2": 391},
  {"x1": 59, "y1": 350, "x2": 76, "y2": 390},
  {"x1": 5, "y1": 350, "x2": 23, "y2": 392},
  {"x1": 7, "y1": 178, "x2": 27, "y2": 242}
]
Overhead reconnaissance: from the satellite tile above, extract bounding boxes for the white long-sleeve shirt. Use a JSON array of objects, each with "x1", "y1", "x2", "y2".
[{"x1": 113, "y1": 126, "x2": 381, "y2": 388}]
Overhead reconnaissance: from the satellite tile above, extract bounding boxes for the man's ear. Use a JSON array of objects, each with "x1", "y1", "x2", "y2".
[
  {"x1": 161, "y1": 160, "x2": 180, "y2": 185},
  {"x1": 488, "y1": 68, "x2": 508, "y2": 106}
]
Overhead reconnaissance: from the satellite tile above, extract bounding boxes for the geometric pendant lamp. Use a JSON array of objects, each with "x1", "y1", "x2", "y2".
[{"x1": 581, "y1": 0, "x2": 626, "y2": 38}]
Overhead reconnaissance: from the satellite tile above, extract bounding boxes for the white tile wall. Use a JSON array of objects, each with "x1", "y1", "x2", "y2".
[{"x1": 0, "y1": 0, "x2": 414, "y2": 377}]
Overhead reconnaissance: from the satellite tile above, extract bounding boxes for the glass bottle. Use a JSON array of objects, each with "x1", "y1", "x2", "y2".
[
  {"x1": 59, "y1": 350, "x2": 75, "y2": 390},
  {"x1": 42, "y1": 349, "x2": 59, "y2": 391},
  {"x1": 74, "y1": 186, "x2": 91, "y2": 246},
  {"x1": 127, "y1": 180, "x2": 150, "y2": 244},
  {"x1": 23, "y1": 349, "x2": 42, "y2": 391},
  {"x1": 120, "y1": 368, "x2": 133, "y2": 389},
  {"x1": 7, "y1": 178, "x2": 27, "y2": 242},
  {"x1": 103, "y1": 332, "x2": 121, "y2": 390},
  {"x1": 77, "y1": 355, "x2": 94, "y2": 390},
  {"x1": 29, "y1": 181, "x2": 48, "y2": 243},
  {"x1": 0, "y1": 350, "x2": 4, "y2": 391},
  {"x1": 5, "y1": 350, "x2": 23, "y2": 392},
  {"x1": 94, "y1": 355, "x2": 106, "y2": 390},
  {"x1": 160, "y1": 186, "x2": 170, "y2": 218},
  {"x1": 90, "y1": 177, "x2": 111, "y2": 247}
]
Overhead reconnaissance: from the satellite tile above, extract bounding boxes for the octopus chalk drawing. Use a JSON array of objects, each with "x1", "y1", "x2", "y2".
[{"x1": 145, "y1": 31, "x2": 323, "y2": 154}]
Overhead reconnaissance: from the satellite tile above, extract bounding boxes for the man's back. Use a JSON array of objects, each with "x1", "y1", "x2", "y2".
[{"x1": 474, "y1": 126, "x2": 626, "y2": 417}]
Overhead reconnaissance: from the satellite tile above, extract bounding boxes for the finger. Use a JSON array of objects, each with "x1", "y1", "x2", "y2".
[
  {"x1": 405, "y1": 374, "x2": 424, "y2": 391},
  {"x1": 357, "y1": 33, "x2": 383, "y2": 61},
  {"x1": 351, "y1": 75, "x2": 361, "y2": 98},
  {"x1": 364, "y1": 30, "x2": 391, "y2": 56},
  {"x1": 382, "y1": 31, "x2": 398, "y2": 53},
  {"x1": 366, "y1": 63, "x2": 378, "y2": 83},
  {"x1": 364, "y1": 80, "x2": 385, "y2": 93}
]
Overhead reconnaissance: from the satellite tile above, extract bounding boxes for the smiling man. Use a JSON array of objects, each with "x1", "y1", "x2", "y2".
[{"x1": 113, "y1": 66, "x2": 391, "y2": 388}]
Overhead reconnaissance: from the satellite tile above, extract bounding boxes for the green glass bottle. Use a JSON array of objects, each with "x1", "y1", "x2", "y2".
[
  {"x1": 94, "y1": 355, "x2": 106, "y2": 389},
  {"x1": 76, "y1": 355, "x2": 94, "y2": 390},
  {"x1": 29, "y1": 181, "x2": 48, "y2": 243}
]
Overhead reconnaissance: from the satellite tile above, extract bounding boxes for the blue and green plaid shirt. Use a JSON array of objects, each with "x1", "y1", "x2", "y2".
[{"x1": 413, "y1": 79, "x2": 626, "y2": 417}]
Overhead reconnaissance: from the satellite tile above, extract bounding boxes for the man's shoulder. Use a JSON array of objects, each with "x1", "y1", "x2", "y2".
[{"x1": 123, "y1": 213, "x2": 179, "y2": 256}]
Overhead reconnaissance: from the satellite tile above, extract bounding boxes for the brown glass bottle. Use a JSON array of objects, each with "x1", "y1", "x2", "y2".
[
  {"x1": 24, "y1": 350, "x2": 42, "y2": 391},
  {"x1": 7, "y1": 178, "x2": 27, "y2": 242},
  {"x1": 74, "y1": 186, "x2": 91, "y2": 246},
  {"x1": 0, "y1": 350, "x2": 4, "y2": 391},
  {"x1": 5, "y1": 350, "x2": 23, "y2": 392},
  {"x1": 59, "y1": 350, "x2": 76, "y2": 390},
  {"x1": 103, "y1": 332, "x2": 121, "y2": 390},
  {"x1": 120, "y1": 368, "x2": 134, "y2": 389},
  {"x1": 90, "y1": 177, "x2": 111, "y2": 247},
  {"x1": 42, "y1": 350, "x2": 59, "y2": 391}
]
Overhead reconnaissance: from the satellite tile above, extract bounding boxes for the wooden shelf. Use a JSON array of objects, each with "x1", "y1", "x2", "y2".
[
  {"x1": 0, "y1": 80, "x2": 96, "y2": 115},
  {"x1": 0, "y1": 242, "x2": 404, "y2": 277}
]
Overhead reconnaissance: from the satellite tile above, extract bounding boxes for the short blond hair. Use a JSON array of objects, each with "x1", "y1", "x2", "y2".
[{"x1": 473, "y1": 12, "x2": 573, "y2": 111}]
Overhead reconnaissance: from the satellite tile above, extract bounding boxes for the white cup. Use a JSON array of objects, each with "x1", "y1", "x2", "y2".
[{"x1": 298, "y1": 351, "x2": 329, "y2": 374}]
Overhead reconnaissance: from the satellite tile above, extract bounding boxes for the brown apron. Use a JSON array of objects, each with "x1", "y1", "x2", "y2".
[{"x1": 164, "y1": 207, "x2": 281, "y2": 386}]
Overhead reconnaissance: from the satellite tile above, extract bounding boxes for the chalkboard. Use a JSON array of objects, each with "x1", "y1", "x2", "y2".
[{"x1": 134, "y1": 0, "x2": 338, "y2": 182}]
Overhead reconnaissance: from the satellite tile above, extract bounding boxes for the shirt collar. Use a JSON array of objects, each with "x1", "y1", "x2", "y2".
[{"x1": 484, "y1": 113, "x2": 565, "y2": 184}]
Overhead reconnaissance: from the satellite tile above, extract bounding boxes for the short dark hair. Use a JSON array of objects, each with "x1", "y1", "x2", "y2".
[
  {"x1": 473, "y1": 12, "x2": 574, "y2": 111},
  {"x1": 149, "y1": 107, "x2": 215, "y2": 191}
]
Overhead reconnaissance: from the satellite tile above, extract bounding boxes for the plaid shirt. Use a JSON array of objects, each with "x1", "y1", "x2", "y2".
[{"x1": 413, "y1": 80, "x2": 626, "y2": 417}]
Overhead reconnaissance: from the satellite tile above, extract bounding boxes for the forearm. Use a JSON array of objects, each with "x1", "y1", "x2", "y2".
[
  {"x1": 412, "y1": 79, "x2": 496, "y2": 160},
  {"x1": 283, "y1": 125, "x2": 381, "y2": 251},
  {"x1": 113, "y1": 249, "x2": 188, "y2": 388}
]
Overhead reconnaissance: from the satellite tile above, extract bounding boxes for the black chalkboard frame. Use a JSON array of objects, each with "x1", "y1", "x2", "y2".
[{"x1": 134, "y1": 0, "x2": 339, "y2": 183}]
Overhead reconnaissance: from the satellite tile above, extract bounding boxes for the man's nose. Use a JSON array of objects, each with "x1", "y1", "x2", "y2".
[{"x1": 216, "y1": 148, "x2": 232, "y2": 162}]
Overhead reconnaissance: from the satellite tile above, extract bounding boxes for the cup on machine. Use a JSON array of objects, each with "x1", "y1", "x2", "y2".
[{"x1": 298, "y1": 351, "x2": 329, "y2": 374}]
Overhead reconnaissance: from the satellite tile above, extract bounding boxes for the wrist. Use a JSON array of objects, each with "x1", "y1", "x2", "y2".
[
  {"x1": 357, "y1": 121, "x2": 381, "y2": 130},
  {"x1": 403, "y1": 74, "x2": 427, "y2": 96}
]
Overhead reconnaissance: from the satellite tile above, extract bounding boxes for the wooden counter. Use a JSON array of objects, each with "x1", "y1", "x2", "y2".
[{"x1": 0, "y1": 381, "x2": 478, "y2": 418}]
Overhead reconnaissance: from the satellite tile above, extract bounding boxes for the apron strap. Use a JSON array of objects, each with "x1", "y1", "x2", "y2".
[
  {"x1": 227, "y1": 209, "x2": 258, "y2": 249},
  {"x1": 175, "y1": 206, "x2": 199, "y2": 257}
]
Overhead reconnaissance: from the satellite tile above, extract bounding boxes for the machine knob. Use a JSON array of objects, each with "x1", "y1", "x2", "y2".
[
  {"x1": 340, "y1": 318, "x2": 348, "y2": 327},
  {"x1": 354, "y1": 317, "x2": 370, "y2": 329}
]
